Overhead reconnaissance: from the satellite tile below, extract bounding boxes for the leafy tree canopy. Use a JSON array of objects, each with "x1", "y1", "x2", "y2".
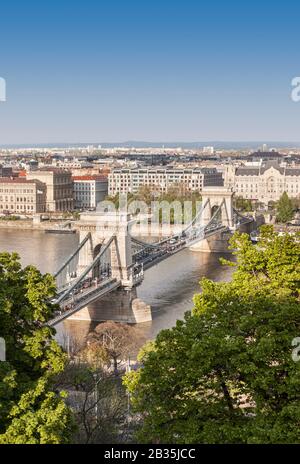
[
  {"x1": 0, "y1": 252, "x2": 74, "y2": 444},
  {"x1": 124, "y1": 227, "x2": 300, "y2": 444},
  {"x1": 276, "y1": 192, "x2": 294, "y2": 223}
]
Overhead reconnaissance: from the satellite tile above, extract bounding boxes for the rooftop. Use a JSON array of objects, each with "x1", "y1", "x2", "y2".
[
  {"x1": 236, "y1": 160, "x2": 300, "y2": 176},
  {"x1": 72, "y1": 175, "x2": 108, "y2": 181},
  {"x1": 0, "y1": 177, "x2": 44, "y2": 184}
]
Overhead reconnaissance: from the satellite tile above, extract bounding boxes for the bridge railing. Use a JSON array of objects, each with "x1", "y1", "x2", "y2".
[
  {"x1": 54, "y1": 232, "x2": 93, "y2": 290},
  {"x1": 55, "y1": 234, "x2": 116, "y2": 305},
  {"x1": 233, "y1": 208, "x2": 255, "y2": 225},
  {"x1": 48, "y1": 278, "x2": 121, "y2": 327}
]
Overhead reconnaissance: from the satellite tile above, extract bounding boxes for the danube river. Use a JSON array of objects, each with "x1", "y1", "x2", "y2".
[{"x1": 0, "y1": 229, "x2": 233, "y2": 347}]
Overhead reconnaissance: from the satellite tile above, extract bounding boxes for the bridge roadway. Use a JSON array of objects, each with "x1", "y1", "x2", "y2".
[
  {"x1": 133, "y1": 223, "x2": 227, "y2": 270},
  {"x1": 49, "y1": 277, "x2": 121, "y2": 326}
]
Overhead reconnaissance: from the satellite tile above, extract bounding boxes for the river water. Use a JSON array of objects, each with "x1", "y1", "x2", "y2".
[{"x1": 0, "y1": 229, "x2": 233, "y2": 348}]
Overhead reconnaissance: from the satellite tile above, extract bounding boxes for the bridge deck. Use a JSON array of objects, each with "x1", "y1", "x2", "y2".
[
  {"x1": 49, "y1": 277, "x2": 121, "y2": 326},
  {"x1": 135, "y1": 224, "x2": 228, "y2": 271}
]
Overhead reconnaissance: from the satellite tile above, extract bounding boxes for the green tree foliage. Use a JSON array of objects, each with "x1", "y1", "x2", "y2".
[
  {"x1": 291, "y1": 197, "x2": 300, "y2": 212},
  {"x1": 124, "y1": 227, "x2": 300, "y2": 444},
  {"x1": 0, "y1": 252, "x2": 74, "y2": 444},
  {"x1": 234, "y1": 196, "x2": 253, "y2": 213},
  {"x1": 276, "y1": 192, "x2": 294, "y2": 223}
]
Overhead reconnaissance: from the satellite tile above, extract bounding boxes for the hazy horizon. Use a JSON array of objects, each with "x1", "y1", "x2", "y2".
[{"x1": 2, "y1": 140, "x2": 300, "y2": 150}]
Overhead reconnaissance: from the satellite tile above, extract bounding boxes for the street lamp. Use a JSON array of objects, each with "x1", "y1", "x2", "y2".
[{"x1": 93, "y1": 373, "x2": 99, "y2": 419}]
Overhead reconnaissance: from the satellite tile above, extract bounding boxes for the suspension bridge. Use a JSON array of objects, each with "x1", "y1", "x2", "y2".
[{"x1": 48, "y1": 187, "x2": 254, "y2": 326}]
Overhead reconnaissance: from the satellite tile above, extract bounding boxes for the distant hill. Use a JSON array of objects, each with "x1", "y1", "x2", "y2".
[{"x1": 1, "y1": 141, "x2": 300, "y2": 150}]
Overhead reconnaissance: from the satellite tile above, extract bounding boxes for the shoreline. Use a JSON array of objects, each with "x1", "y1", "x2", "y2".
[{"x1": 0, "y1": 219, "x2": 78, "y2": 232}]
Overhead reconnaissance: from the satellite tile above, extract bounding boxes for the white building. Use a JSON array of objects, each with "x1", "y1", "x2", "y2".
[
  {"x1": 108, "y1": 167, "x2": 223, "y2": 196},
  {"x1": 224, "y1": 161, "x2": 300, "y2": 204},
  {"x1": 73, "y1": 176, "x2": 108, "y2": 210},
  {"x1": 0, "y1": 178, "x2": 47, "y2": 215},
  {"x1": 203, "y1": 146, "x2": 214, "y2": 156}
]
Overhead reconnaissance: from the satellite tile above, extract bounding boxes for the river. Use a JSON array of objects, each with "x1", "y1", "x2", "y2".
[{"x1": 0, "y1": 229, "x2": 233, "y2": 349}]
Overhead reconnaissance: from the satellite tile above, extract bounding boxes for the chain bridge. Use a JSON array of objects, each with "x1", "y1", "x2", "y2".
[{"x1": 48, "y1": 187, "x2": 254, "y2": 326}]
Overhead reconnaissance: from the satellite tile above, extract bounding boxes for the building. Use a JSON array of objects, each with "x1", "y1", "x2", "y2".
[
  {"x1": 26, "y1": 168, "x2": 74, "y2": 212},
  {"x1": 203, "y1": 146, "x2": 214, "y2": 156},
  {"x1": 0, "y1": 165, "x2": 13, "y2": 177},
  {"x1": 108, "y1": 167, "x2": 223, "y2": 196},
  {"x1": 224, "y1": 161, "x2": 300, "y2": 204},
  {"x1": 0, "y1": 178, "x2": 46, "y2": 214},
  {"x1": 246, "y1": 151, "x2": 283, "y2": 162},
  {"x1": 73, "y1": 175, "x2": 108, "y2": 209},
  {"x1": 51, "y1": 158, "x2": 94, "y2": 169}
]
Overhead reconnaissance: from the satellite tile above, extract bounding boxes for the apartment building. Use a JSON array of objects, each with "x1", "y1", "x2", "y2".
[
  {"x1": 0, "y1": 165, "x2": 13, "y2": 177},
  {"x1": 0, "y1": 178, "x2": 46, "y2": 214},
  {"x1": 108, "y1": 167, "x2": 223, "y2": 196},
  {"x1": 224, "y1": 161, "x2": 300, "y2": 204},
  {"x1": 73, "y1": 175, "x2": 108, "y2": 209},
  {"x1": 26, "y1": 168, "x2": 74, "y2": 212}
]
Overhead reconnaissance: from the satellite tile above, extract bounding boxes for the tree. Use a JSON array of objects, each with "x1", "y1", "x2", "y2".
[
  {"x1": 55, "y1": 362, "x2": 128, "y2": 444},
  {"x1": 291, "y1": 197, "x2": 300, "y2": 212},
  {"x1": 124, "y1": 228, "x2": 300, "y2": 444},
  {"x1": 234, "y1": 196, "x2": 253, "y2": 213},
  {"x1": 87, "y1": 321, "x2": 145, "y2": 375},
  {"x1": 0, "y1": 252, "x2": 74, "y2": 444},
  {"x1": 276, "y1": 192, "x2": 294, "y2": 223},
  {"x1": 77, "y1": 343, "x2": 110, "y2": 370}
]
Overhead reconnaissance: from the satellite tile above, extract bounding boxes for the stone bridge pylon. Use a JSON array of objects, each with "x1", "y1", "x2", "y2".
[
  {"x1": 200, "y1": 186, "x2": 235, "y2": 229},
  {"x1": 77, "y1": 211, "x2": 135, "y2": 288},
  {"x1": 70, "y1": 211, "x2": 152, "y2": 324}
]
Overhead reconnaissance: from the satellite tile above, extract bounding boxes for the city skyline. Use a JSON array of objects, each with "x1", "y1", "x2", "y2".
[
  {"x1": 1, "y1": 0, "x2": 300, "y2": 144},
  {"x1": 2, "y1": 141, "x2": 300, "y2": 150}
]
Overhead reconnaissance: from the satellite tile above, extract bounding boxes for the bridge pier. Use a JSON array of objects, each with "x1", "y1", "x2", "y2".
[
  {"x1": 67, "y1": 287, "x2": 152, "y2": 324},
  {"x1": 189, "y1": 230, "x2": 233, "y2": 253}
]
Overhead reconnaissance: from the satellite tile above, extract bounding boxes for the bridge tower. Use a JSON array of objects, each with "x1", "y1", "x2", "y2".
[
  {"x1": 77, "y1": 211, "x2": 134, "y2": 287},
  {"x1": 70, "y1": 211, "x2": 152, "y2": 324},
  {"x1": 189, "y1": 186, "x2": 235, "y2": 253},
  {"x1": 201, "y1": 186, "x2": 235, "y2": 229}
]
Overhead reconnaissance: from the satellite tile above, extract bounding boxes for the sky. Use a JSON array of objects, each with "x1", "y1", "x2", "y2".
[{"x1": 1, "y1": 0, "x2": 300, "y2": 145}]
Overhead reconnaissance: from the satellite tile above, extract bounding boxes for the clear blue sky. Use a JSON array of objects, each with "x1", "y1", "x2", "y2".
[{"x1": 1, "y1": 0, "x2": 300, "y2": 144}]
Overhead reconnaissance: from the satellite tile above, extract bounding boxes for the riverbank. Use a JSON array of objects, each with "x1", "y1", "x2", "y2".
[
  {"x1": 0, "y1": 220, "x2": 202, "y2": 235},
  {"x1": 0, "y1": 219, "x2": 78, "y2": 231}
]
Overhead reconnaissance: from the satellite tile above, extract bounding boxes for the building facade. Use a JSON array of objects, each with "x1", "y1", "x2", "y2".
[
  {"x1": 0, "y1": 165, "x2": 13, "y2": 177},
  {"x1": 224, "y1": 161, "x2": 300, "y2": 204},
  {"x1": 108, "y1": 167, "x2": 223, "y2": 196},
  {"x1": 0, "y1": 178, "x2": 47, "y2": 214},
  {"x1": 27, "y1": 169, "x2": 74, "y2": 212},
  {"x1": 73, "y1": 175, "x2": 108, "y2": 209}
]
